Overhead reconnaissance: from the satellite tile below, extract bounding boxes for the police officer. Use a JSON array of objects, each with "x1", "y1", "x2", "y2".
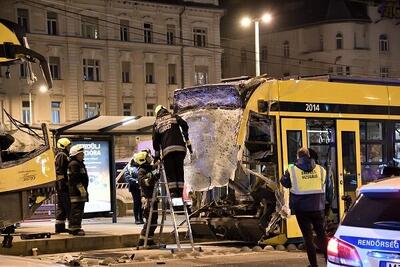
[
  {"x1": 55, "y1": 138, "x2": 72, "y2": 233},
  {"x1": 67, "y1": 144, "x2": 88, "y2": 236},
  {"x1": 134, "y1": 150, "x2": 159, "y2": 246},
  {"x1": 124, "y1": 157, "x2": 144, "y2": 224},
  {"x1": 281, "y1": 147, "x2": 332, "y2": 267},
  {"x1": 152, "y1": 105, "x2": 192, "y2": 198}
]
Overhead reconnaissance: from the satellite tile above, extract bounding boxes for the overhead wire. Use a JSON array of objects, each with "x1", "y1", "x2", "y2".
[{"x1": 21, "y1": 0, "x2": 389, "y2": 78}]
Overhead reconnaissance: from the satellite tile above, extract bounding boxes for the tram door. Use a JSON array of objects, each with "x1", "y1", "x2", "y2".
[
  {"x1": 336, "y1": 120, "x2": 362, "y2": 219},
  {"x1": 281, "y1": 118, "x2": 307, "y2": 238}
]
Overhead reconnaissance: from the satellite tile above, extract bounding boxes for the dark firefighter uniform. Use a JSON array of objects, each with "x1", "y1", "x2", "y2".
[
  {"x1": 152, "y1": 105, "x2": 191, "y2": 198},
  {"x1": 67, "y1": 145, "x2": 89, "y2": 236},
  {"x1": 135, "y1": 150, "x2": 159, "y2": 246},
  {"x1": 54, "y1": 138, "x2": 71, "y2": 233},
  {"x1": 281, "y1": 147, "x2": 332, "y2": 267}
]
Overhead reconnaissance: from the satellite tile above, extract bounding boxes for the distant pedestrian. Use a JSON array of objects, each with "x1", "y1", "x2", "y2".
[
  {"x1": 68, "y1": 144, "x2": 88, "y2": 236},
  {"x1": 124, "y1": 157, "x2": 144, "y2": 224}
]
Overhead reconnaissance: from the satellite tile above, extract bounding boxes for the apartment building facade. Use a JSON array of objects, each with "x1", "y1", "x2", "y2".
[{"x1": 0, "y1": 0, "x2": 223, "y2": 129}]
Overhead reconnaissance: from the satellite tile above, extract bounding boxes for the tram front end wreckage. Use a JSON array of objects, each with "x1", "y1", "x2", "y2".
[
  {"x1": 175, "y1": 75, "x2": 400, "y2": 245},
  {"x1": 0, "y1": 18, "x2": 56, "y2": 236}
]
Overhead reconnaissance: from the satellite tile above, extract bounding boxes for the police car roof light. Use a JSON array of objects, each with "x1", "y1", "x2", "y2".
[{"x1": 327, "y1": 237, "x2": 362, "y2": 267}]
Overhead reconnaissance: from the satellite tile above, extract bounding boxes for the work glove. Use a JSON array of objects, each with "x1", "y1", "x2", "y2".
[
  {"x1": 186, "y1": 140, "x2": 193, "y2": 154},
  {"x1": 154, "y1": 151, "x2": 161, "y2": 162},
  {"x1": 77, "y1": 184, "x2": 87, "y2": 197}
]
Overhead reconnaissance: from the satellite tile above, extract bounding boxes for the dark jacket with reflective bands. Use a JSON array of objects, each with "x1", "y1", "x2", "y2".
[
  {"x1": 137, "y1": 163, "x2": 158, "y2": 198},
  {"x1": 55, "y1": 149, "x2": 69, "y2": 191},
  {"x1": 68, "y1": 158, "x2": 89, "y2": 203},
  {"x1": 280, "y1": 156, "x2": 333, "y2": 213},
  {"x1": 152, "y1": 109, "x2": 189, "y2": 157}
]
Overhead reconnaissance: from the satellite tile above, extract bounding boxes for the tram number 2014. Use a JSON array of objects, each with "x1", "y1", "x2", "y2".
[{"x1": 305, "y1": 104, "x2": 320, "y2": 112}]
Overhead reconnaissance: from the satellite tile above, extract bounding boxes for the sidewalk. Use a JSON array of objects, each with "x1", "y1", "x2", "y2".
[{"x1": 0, "y1": 216, "x2": 190, "y2": 256}]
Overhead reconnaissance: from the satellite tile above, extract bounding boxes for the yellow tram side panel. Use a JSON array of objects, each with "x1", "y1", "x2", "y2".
[
  {"x1": 0, "y1": 149, "x2": 56, "y2": 193},
  {"x1": 238, "y1": 79, "x2": 393, "y2": 241}
]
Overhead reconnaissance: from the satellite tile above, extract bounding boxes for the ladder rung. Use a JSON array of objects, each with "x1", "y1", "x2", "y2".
[{"x1": 155, "y1": 209, "x2": 187, "y2": 213}]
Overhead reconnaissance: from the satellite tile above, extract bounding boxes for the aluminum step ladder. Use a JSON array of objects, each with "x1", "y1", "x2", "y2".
[{"x1": 139, "y1": 162, "x2": 195, "y2": 251}]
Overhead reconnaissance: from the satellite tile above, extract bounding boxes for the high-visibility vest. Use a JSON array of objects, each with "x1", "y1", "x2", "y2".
[{"x1": 289, "y1": 164, "x2": 326, "y2": 195}]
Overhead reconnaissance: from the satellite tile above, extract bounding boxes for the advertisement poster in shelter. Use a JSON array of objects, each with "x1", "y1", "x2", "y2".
[{"x1": 74, "y1": 140, "x2": 111, "y2": 213}]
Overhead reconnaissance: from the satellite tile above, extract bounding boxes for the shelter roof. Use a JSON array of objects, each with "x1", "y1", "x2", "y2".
[{"x1": 53, "y1": 115, "x2": 155, "y2": 136}]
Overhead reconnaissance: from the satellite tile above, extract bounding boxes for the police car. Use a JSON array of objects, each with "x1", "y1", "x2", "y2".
[{"x1": 327, "y1": 177, "x2": 400, "y2": 267}]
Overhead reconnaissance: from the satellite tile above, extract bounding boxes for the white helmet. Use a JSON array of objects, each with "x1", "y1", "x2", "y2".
[{"x1": 69, "y1": 144, "x2": 84, "y2": 157}]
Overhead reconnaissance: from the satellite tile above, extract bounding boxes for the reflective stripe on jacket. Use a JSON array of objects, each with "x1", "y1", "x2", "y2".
[{"x1": 289, "y1": 164, "x2": 326, "y2": 195}]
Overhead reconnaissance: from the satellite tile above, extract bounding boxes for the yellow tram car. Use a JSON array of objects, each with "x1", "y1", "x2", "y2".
[{"x1": 238, "y1": 76, "x2": 400, "y2": 241}]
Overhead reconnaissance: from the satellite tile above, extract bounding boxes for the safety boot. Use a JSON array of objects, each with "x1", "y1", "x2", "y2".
[
  {"x1": 69, "y1": 229, "x2": 85, "y2": 236},
  {"x1": 55, "y1": 223, "x2": 68, "y2": 234}
]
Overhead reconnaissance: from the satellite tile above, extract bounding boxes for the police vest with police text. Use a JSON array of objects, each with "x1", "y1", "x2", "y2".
[{"x1": 289, "y1": 164, "x2": 326, "y2": 195}]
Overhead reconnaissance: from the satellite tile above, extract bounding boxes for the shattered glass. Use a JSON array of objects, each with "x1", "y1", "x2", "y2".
[{"x1": 175, "y1": 84, "x2": 243, "y2": 191}]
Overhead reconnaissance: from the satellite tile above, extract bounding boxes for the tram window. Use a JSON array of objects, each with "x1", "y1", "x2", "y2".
[
  {"x1": 394, "y1": 123, "x2": 400, "y2": 159},
  {"x1": 342, "y1": 131, "x2": 358, "y2": 192},
  {"x1": 360, "y1": 122, "x2": 383, "y2": 140},
  {"x1": 360, "y1": 121, "x2": 385, "y2": 184},
  {"x1": 287, "y1": 130, "x2": 302, "y2": 165}
]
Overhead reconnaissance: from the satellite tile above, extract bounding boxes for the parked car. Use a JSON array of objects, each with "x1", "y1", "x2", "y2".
[{"x1": 327, "y1": 177, "x2": 400, "y2": 267}]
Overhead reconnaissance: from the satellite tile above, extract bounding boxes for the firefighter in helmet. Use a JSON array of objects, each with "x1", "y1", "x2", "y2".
[
  {"x1": 67, "y1": 144, "x2": 89, "y2": 236},
  {"x1": 152, "y1": 105, "x2": 192, "y2": 198},
  {"x1": 55, "y1": 138, "x2": 72, "y2": 233},
  {"x1": 134, "y1": 149, "x2": 159, "y2": 246}
]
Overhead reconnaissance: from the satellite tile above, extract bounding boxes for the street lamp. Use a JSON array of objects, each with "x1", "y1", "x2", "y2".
[
  {"x1": 241, "y1": 13, "x2": 272, "y2": 76},
  {"x1": 29, "y1": 84, "x2": 48, "y2": 125}
]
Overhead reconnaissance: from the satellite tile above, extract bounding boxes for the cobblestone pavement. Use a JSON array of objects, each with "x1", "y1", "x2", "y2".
[{"x1": 32, "y1": 244, "x2": 327, "y2": 267}]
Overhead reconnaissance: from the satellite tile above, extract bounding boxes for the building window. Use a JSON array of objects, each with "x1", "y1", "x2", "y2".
[
  {"x1": 328, "y1": 66, "x2": 333, "y2": 74},
  {"x1": 47, "y1": 12, "x2": 57, "y2": 35},
  {"x1": 120, "y1": 19, "x2": 129, "y2": 41},
  {"x1": 146, "y1": 103, "x2": 155, "y2": 116},
  {"x1": 336, "y1": 32, "x2": 343, "y2": 49},
  {"x1": 380, "y1": 66, "x2": 389, "y2": 78},
  {"x1": 49, "y1": 56, "x2": 61, "y2": 80},
  {"x1": 20, "y1": 63, "x2": 27, "y2": 78},
  {"x1": 336, "y1": 66, "x2": 343, "y2": 76},
  {"x1": 379, "y1": 34, "x2": 389, "y2": 52},
  {"x1": 168, "y1": 64, "x2": 176, "y2": 84},
  {"x1": 193, "y1": 28, "x2": 207, "y2": 47},
  {"x1": 194, "y1": 65, "x2": 208, "y2": 85},
  {"x1": 346, "y1": 66, "x2": 351, "y2": 76},
  {"x1": 123, "y1": 103, "x2": 132, "y2": 116},
  {"x1": 17, "y1": 8, "x2": 29, "y2": 33},
  {"x1": 261, "y1": 46, "x2": 267, "y2": 61},
  {"x1": 144, "y1": 23, "x2": 153, "y2": 43},
  {"x1": 83, "y1": 59, "x2": 100, "y2": 81},
  {"x1": 51, "y1": 101, "x2": 61, "y2": 124},
  {"x1": 22, "y1": 100, "x2": 31, "y2": 124},
  {"x1": 283, "y1": 41, "x2": 290, "y2": 57},
  {"x1": 145, "y1": 63, "x2": 154, "y2": 83},
  {"x1": 240, "y1": 48, "x2": 247, "y2": 63},
  {"x1": 121, "y1": 61, "x2": 130, "y2": 83},
  {"x1": 319, "y1": 34, "x2": 324, "y2": 51},
  {"x1": 84, "y1": 102, "x2": 101, "y2": 118},
  {"x1": 167, "y1": 24, "x2": 175, "y2": 45},
  {"x1": 81, "y1": 16, "x2": 99, "y2": 39}
]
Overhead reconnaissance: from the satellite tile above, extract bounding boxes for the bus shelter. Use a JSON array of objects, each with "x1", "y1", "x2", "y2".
[{"x1": 53, "y1": 115, "x2": 155, "y2": 223}]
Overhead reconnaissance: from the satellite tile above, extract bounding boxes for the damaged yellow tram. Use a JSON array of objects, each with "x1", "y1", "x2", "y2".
[
  {"x1": 175, "y1": 75, "x2": 400, "y2": 245},
  {"x1": 0, "y1": 18, "x2": 55, "y2": 237}
]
